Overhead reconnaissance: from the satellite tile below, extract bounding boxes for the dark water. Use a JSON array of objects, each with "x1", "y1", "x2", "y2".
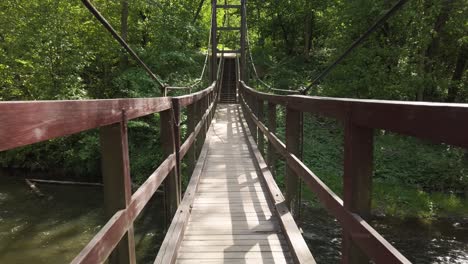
[
  {"x1": 0, "y1": 176, "x2": 165, "y2": 264},
  {"x1": 1, "y1": 174, "x2": 467, "y2": 263},
  {"x1": 301, "y1": 205, "x2": 468, "y2": 263}
]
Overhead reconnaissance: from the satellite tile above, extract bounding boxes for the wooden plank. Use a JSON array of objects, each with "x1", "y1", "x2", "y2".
[
  {"x1": 194, "y1": 197, "x2": 268, "y2": 203},
  {"x1": 202, "y1": 164, "x2": 257, "y2": 171},
  {"x1": 199, "y1": 178, "x2": 261, "y2": 182},
  {"x1": 177, "y1": 252, "x2": 292, "y2": 259},
  {"x1": 206, "y1": 154, "x2": 252, "y2": 158},
  {"x1": 184, "y1": 229, "x2": 280, "y2": 236},
  {"x1": 99, "y1": 115, "x2": 136, "y2": 264},
  {"x1": 238, "y1": 100, "x2": 316, "y2": 264},
  {"x1": 196, "y1": 186, "x2": 267, "y2": 192},
  {"x1": 179, "y1": 245, "x2": 289, "y2": 252},
  {"x1": 173, "y1": 104, "x2": 294, "y2": 264},
  {"x1": 190, "y1": 207, "x2": 273, "y2": 214},
  {"x1": 0, "y1": 97, "x2": 172, "y2": 151},
  {"x1": 180, "y1": 240, "x2": 287, "y2": 246},
  {"x1": 195, "y1": 191, "x2": 269, "y2": 197},
  {"x1": 154, "y1": 125, "x2": 212, "y2": 264},
  {"x1": 187, "y1": 220, "x2": 278, "y2": 228},
  {"x1": 182, "y1": 234, "x2": 285, "y2": 241},
  {"x1": 189, "y1": 215, "x2": 275, "y2": 221},
  {"x1": 188, "y1": 220, "x2": 278, "y2": 226},
  {"x1": 176, "y1": 259, "x2": 292, "y2": 264},
  {"x1": 198, "y1": 180, "x2": 263, "y2": 186}
]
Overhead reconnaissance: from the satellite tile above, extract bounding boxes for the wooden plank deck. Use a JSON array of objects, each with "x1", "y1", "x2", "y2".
[{"x1": 169, "y1": 104, "x2": 310, "y2": 264}]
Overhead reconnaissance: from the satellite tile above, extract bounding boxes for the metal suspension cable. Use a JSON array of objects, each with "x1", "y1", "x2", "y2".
[
  {"x1": 197, "y1": 15, "x2": 213, "y2": 83},
  {"x1": 81, "y1": 0, "x2": 167, "y2": 92},
  {"x1": 245, "y1": 22, "x2": 301, "y2": 94},
  {"x1": 168, "y1": 15, "x2": 213, "y2": 91},
  {"x1": 301, "y1": 0, "x2": 409, "y2": 95},
  {"x1": 245, "y1": 22, "x2": 271, "y2": 90}
]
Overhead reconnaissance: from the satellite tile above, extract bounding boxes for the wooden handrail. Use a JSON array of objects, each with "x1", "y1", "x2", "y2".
[
  {"x1": 71, "y1": 153, "x2": 177, "y2": 263},
  {"x1": 237, "y1": 80, "x2": 468, "y2": 264},
  {"x1": 0, "y1": 78, "x2": 220, "y2": 264},
  {"x1": 0, "y1": 98, "x2": 173, "y2": 152},
  {"x1": 241, "y1": 81, "x2": 468, "y2": 148}
]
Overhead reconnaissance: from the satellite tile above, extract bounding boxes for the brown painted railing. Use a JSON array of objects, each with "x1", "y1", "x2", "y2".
[
  {"x1": 0, "y1": 80, "x2": 220, "y2": 263},
  {"x1": 239, "y1": 81, "x2": 468, "y2": 264}
]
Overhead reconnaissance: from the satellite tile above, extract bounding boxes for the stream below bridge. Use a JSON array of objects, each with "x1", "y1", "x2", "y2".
[{"x1": 0, "y1": 173, "x2": 466, "y2": 263}]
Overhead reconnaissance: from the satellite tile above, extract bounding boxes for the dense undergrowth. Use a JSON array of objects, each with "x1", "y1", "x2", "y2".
[
  {"x1": 271, "y1": 108, "x2": 468, "y2": 219},
  {"x1": 1, "y1": 0, "x2": 467, "y2": 220}
]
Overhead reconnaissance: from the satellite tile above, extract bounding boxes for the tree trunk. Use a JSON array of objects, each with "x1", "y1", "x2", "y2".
[
  {"x1": 120, "y1": 0, "x2": 129, "y2": 69},
  {"x1": 447, "y1": 43, "x2": 467, "y2": 102},
  {"x1": 192, "y1": 0, "x2": 205, "y2": 24},
  {"x1": 277, "y1": 13, "x2": 293, "y2": 54},
  {"x1": 424, "y1": 0, "x2": 454, "y2": 72},
  {"x1": 422, "y1": 0, "x2": 454, "y2": 99},
  {"x1": 303, "y1": 12, "x2": 313, "y2": 61}
]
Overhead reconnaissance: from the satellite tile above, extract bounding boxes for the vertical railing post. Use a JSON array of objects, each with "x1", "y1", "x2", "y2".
[
  {"x1": 210, "y1": 0, "x2": 218, "y2": 83},
  {"x1": 257, "y1": 99, "x2": 265, "y2": 156},
  {"x1": 251, "y1": 96, "x2": 258, "y2": 141},
  {"x1": 209, "y1": 91, "x2": 214, "y2": 123},
  {"x1": 172, "y1": 99, "x2": 182, "y2": 200},
  {"x1": 285, "y1": 107, "x2": 302, "y2": 218},
  {"x1": 267, "y1": 103, "x2": 277, "y2": 177},
  {"x1": 195, "y1": 100, "x2": 202, "y2": 156},
  {"x1": 342, "y1": 119, "x2": 374, "y2": 264},
  {"x1": 245, "y1": 92, "x2": 253, "y2": 135},
  {"x1": 187, "y1": 103, "x2": 196, "y2": 175},
  {"x1": 240, "y1": 0, "x2": 247, "y2": 82},
  {"x1": 204, "y1": 95, "x2": 209, "y2": 135},
  {"x1": 100, "y1": 110, "x2": 136, "y2": 264},
  {"x1": 160, "y1": 107, "x2": 180, "y2": 226}
]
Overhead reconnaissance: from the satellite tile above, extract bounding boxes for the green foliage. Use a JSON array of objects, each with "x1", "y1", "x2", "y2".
[
  {"x1": 0, "y1": 0, "x2": 467, "y2": 220},
  {"x1": 274, "y1": 112, "x2": 468, "y2": 218}
]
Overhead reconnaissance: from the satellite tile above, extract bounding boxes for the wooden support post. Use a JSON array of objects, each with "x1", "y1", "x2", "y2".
[
  {"x1": 160, "y1": 109, "x2": 180, "y2": 224},
  {"x1": 100, "y1": 110, "x2": 136, "y2": 264},
  {"x1": 251, "y1": 97, "x2": 258, "y2": 143},
  {"x1": 187, "y1": 103, "x2": 196, "y2": 175},
  {"x1": 209, "y1": 92, "x2": 213, "y2": 123},
  {"x1": 172, "y1": 99, "x2": 182, "y2": 200},
  {"x1": 204, "y1": 96, "x2": 209, "y2": 135},
  {"x1": 240, "y1": 0, "x2": 247, "y2": 82},
  {"x1": 211, "y1": 0, "x2": 218, "y2": 83},
  {"x1": 267, "y1": 103, "x2": 277, "y2": 177},
  {"x1": 285, "y1": 107, "x2": 302, "y2": 218},
  {"x1": 341, "y1": 120, "x2": 374, "y2": 264},
  {"x1": 194, "y1": 100, "x2": 202, "y2": 157},
  {"x1": 257, "y1": 99, "x2": 265, "y2": 156}
]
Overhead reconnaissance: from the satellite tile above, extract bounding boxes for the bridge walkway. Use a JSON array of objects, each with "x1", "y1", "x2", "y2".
[{"x1": 172, "y1": 104, "x2": 310, "y2": 263}]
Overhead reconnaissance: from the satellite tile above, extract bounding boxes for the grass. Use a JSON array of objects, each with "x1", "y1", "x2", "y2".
[
  {"x1": 301, "y1": 172, "x2": 468, "y2": 220},
  {"x1": 275, "y1": 112, "x2": 468, "y2": 220}
]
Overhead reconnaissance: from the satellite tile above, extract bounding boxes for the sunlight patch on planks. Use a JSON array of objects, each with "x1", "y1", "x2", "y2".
[{"x1": 175, "y1": 104, "x2": 296, "y2": 263}]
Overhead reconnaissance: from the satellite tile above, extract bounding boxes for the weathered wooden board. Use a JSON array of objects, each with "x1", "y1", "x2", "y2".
[{"x1": 174, "y1": 104, "x2": 298, "y2": 263}]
